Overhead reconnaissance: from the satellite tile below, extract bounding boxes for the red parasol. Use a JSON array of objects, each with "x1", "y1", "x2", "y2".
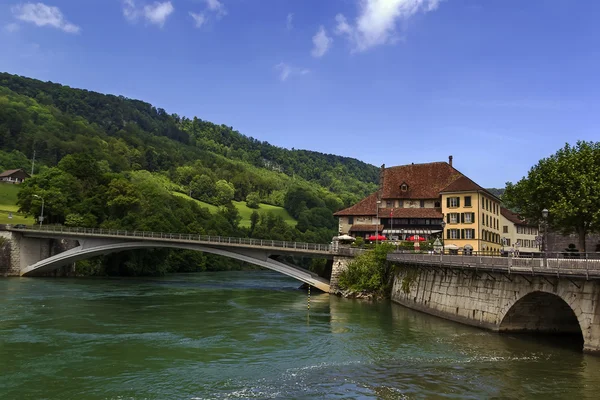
[
  {"x1": 368, "y1": 235, "x2": 387, "y2": 241},
  {"x1": 407, "y1": 235, "x2": 427, "y2": 242}
]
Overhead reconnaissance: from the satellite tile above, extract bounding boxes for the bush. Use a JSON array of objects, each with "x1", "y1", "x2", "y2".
[{"x1": 338, "y1": 243, "x2": 395, "y2": 293}]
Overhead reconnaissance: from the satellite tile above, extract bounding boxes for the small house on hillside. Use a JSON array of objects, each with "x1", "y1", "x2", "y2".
[{"x1": 0, "y1": 169, "x2": 30, "y2": 184}]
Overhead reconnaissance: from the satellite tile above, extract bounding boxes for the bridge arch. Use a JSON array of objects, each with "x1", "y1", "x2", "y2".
[
  {"x1": 20, "y1": 240, "x2": 330, "y2": 292},
  {"x1": 498, "y1": 290, "x2": 584, "y2": 346}
]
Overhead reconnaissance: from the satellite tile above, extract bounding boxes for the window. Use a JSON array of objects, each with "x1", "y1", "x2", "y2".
[
  {"x1": 401, "y1": 183, "x2": 408, "y2": 192},
  {"x1": 503, "y1": 225, "x2": 508, "y2": 233},
  {"x1": 399, "y1": 200, "x2": 404, "y2": 207},
  {"x1": 449, "y1": 213, "x2": 458, "y2": 223},
  {"x1": 448, "y1": 229, "x2": 459, "y2": 239},
  {"x1": 464, "y1": 196, "x2": 472, "y2": 207},
  {"x1": 485, "y1": 198, "x2": 489, "y2": 211},
  {"x1": 448, "y1": 197, "x2": 460, "y2": 208},
  {"x1": 420, "y1": 200, "x2": 425, "y2": 208},
  {"x1": 465, "y1": 229, "x2": 474, "y2": 239},
  {"x1": 506, "y1": 238, "x2": 511, "y2": 246},
  {"x1": 386, "y1": 201, "x2": 392, "y2": 207},
  {"x1": 434, "y1": 201, "x2": 441, "y2": 208},
  {"x1": 348, "y1": 216, "x2": 354, "y2": 224},
  {"x1": 485, "y1": 214, "x2": 489, "y2": 227}
]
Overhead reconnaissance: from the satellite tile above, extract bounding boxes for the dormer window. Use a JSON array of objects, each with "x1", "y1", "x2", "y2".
[{"x1": 400, "y1": 182, "x2": 408, "y2": 192}]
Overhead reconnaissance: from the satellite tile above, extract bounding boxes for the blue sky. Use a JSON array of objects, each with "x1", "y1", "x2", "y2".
[{"x1": 1, "y1": 0, "x2": 599, "y2": 188}]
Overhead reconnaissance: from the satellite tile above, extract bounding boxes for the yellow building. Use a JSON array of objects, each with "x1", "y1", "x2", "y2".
[{"x1": 334, "y1": 156, "x2": 503, "y2": 254}]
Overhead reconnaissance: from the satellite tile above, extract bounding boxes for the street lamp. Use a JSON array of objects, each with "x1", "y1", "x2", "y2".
[
  {"x1": 33, "y1": 194, "x2": 44, "y2": 227},
  {"x1": 375, "y1": 200, "x2": 382, "y2": 245},
  {"x1": 440, "y1": 220, "x2": 446, "y2": 255},
  {"x1": 542, "y1": 208, "x2": 549, "y2": 265}
]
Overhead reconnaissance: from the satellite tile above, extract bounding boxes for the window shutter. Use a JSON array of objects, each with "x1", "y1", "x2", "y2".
[
  {"x1": 446, "y1": 214, "x2": 450, "y2": 223},
  {"x1": 447, "y1": 230, "x2": 450, "y2": 239},
  {"x1": 471, "y1": 229, "x2": 476, "y2": 238},
  {"x1": 446, "y1": 197, "x2": 450, "y2": 208},
  {"x1": 460, "y1": 213, "x2": 464, "y2": 223},
  {"x1": 461, "y1": 229, "x2": 465, "y2": 239},
  {"x1": 457, "y1": 197, "x2": 460, "y2": 207},
  {"x1": 472, "y1": 213, "x2": 476, "y2": 223}
]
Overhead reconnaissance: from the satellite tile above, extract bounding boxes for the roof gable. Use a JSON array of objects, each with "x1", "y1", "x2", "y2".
[
  {"x1": 501, "y1": 207, "x2": 534, "y2": 226},
  {"x1": 334, "y1": 192, "x2": 378, "y2": 216},
  {"x1": 381, "y1": 162, "x2": 462, "y2": 199},
  {"x1": 0, "y1": 169, "x2": 30, "y2": 178}
]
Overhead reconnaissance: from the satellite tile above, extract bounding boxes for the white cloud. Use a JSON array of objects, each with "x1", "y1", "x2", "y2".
[
  {"x1": 311, "y1": 26, "x2": 332, "y2": 58},
  {"x1": 286, "y1": 13, "x2": 293, "y2": 30},
  {"x1": 11, "y1": 2, "x2": 80, "y2": 34},
  {"x1": 275, "y1": 62, "x2": 309, "y2": 82},
  {"x1": 4, "y1": 22, "x2": 20, "y2": 33},
  {"x1": 205, "y1": 0, "x2": 227, "y2": 18},
  {"x1": 143, "y1": 1, "x2": 174, "y2": 27},
  {"x1": 335, "y1": 0, "x2": 443, "y2": 52},
  {"x1": 123, "y1": 1, "x2": 174, "y2": 27},
  {"x1": 189, "y1": 12, "x2": 206, "y2": 28},
  {"x1": 123, "y1": 0, "x2": 138, "y2": 21}
]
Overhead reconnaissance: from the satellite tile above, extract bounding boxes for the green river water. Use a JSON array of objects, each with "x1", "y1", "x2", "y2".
[{"x1": 1, "y1": 271, "x2": 599, "y2": 399}]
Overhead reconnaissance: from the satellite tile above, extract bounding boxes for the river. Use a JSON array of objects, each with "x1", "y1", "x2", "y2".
[{"x1": 1, "y1": 271, "x2": 599, "y2": 399}]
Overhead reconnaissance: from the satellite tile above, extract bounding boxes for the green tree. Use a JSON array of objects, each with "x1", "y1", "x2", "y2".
[
  {"x1": 214, "y1": 179, "x2": 235, "y2": 205},
  {"x1": 503, "y1": 141, "x2": 600, "y2": 252},
  {"x1": 246, "y1": 191, "x2": 260, "y2": 209}
]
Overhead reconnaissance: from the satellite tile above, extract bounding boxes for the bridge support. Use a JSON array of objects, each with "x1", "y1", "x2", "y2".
[
  {"x1": 330, "y1": 256, "x2": 353, "y2": 294},
  {"x1": 0, "y1": 231, "x2": 77, "y2": 276},
  {"x1": 391, "y1": 265, "x2": 600, "y2": 354}
]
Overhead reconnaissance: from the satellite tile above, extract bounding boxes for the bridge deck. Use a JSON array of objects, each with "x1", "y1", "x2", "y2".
[
  {"x1": 7, "y1": 226, "x2": 335, "y2": 256},
  {"x1": 388, "y1": 253, "x2": 600, "y2": 280}
]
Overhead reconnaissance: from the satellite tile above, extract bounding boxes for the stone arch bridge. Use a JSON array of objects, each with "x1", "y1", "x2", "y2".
[{"x1": 3, "y1": 226, "x2": 600, "y2": 354}]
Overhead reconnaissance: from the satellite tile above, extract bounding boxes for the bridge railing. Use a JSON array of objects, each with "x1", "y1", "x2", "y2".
[
  {"x1": 388, "y1": 252, "x2": 600, "y2": 277},
  {"x1": 9, "y1": 225, "x2": 334, "y2": 253}
]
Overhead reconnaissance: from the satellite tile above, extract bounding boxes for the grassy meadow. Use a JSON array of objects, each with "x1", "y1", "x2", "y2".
[
  {"x1": 0, "y1": 183, "x2": 33, "y2": 225},
  {"x1": 172, "y1": 192, "x2": 296, "y2": 228}
]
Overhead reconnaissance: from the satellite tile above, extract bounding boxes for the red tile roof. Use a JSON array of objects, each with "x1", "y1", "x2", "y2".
[
  {"x1": 334, "y1": 192, "x2": 378, "y2": 216},
  {"x1": 440, "y1": 175, "x2": 500, "y2": 200},
  {"x1": 381, "y1": 162, "x2": 461, "y2": 200},
  {"x1": 501, "y1": 207, "x2": 533, "y2": 226},
  {"x1": 379, "y1": 207, "x2": 443, "y2": 219},
  {"x1": 349, "y1": 224, "x2": 383, "y2": 232},
  {"x1": 335, "y1": 161, "x2": 500, "y2": 217}
]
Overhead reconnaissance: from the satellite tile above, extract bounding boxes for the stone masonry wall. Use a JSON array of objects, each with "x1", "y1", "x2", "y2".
[
  {"x1": 329, "y1": 256, "x2": 353, "y2": 293},
  {"x1": 0, "y1": 231, "x2": 78, "y2": 277},
  {"x1": 391, "y1": 265, "x2": 600, "y2": 353}
]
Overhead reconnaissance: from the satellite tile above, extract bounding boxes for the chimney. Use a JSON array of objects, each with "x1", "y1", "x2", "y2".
[{"x1": 449, "y1": 155, "x2": 453, "y2": 167}]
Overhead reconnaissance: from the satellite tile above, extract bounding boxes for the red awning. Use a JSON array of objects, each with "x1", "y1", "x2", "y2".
[
  {"x1": 407, "y1": 235, "x2": 427, "y2": 242},
  {"x1": 368, "y1": 235, "x2": 387, "y2": 241}
]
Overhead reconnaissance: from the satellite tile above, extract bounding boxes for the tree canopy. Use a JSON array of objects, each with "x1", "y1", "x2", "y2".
[{"x1": 503, "y1": 141, "x2": 600, "y2": 252}]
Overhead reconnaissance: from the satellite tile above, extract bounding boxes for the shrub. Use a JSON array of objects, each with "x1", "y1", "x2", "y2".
[{"x1": 338, "y1": 243, "x2": 395, "y2": 293}]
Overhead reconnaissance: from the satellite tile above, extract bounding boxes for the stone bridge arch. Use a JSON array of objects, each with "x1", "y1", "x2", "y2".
[
  {"x1": 20, "y1": 239, "x2": 330, "y2": 292},
  {"x1": 497, "y1": 289, "x2": 585, "y2": 347}
]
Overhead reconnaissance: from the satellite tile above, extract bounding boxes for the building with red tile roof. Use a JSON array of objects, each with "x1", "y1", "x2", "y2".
[
  {"x1": 499, "y1": 207, "x2": 540, "y2": 255},
  {"x1": 334, "y1": 156, "x2": 503, "y2": 254}
]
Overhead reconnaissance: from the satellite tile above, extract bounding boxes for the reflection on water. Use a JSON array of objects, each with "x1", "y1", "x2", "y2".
[{"x1": 1, "y1": 271, "x2": 599, "y2": 399}]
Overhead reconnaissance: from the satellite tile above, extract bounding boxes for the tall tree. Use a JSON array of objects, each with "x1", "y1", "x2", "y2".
[{"x1": 503, "y1": 141, "x2": 600, "y2": 252}]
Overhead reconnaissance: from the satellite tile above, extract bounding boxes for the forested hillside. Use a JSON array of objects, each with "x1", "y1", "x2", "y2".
[{"x1": 0, "y1": 72, "x2": 377, "y2": 275}]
